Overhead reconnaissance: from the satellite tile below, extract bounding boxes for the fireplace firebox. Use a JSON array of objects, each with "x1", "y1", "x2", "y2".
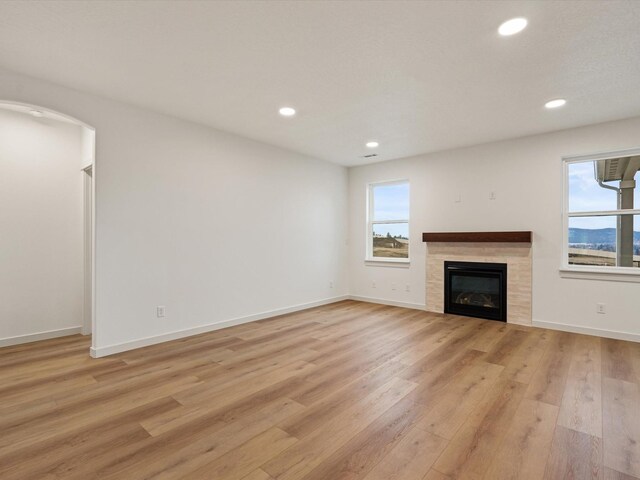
[{"x1": 444, "y1": 261, "x2": 507, "y2": 322}]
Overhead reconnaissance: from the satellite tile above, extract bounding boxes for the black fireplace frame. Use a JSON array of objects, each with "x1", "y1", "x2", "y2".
[{"x1": 444, "y1": 261, "x2": 507, "y2": 322}]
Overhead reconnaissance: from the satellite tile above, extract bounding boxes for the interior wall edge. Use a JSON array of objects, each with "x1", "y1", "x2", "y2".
[
  {"x1": 347, "y1": 295, "x2": 426, "y2": 311},
  {"x1": 0, "y1": 326, "x2": 83, "y2": 348},
  {"x1": 90, "y1": 294, "x2": 350, "y2": 358},
  {"x1": 532, "y1": 319, "x2": 640, "y2": 343}
]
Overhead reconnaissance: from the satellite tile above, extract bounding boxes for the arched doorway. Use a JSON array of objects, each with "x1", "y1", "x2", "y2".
[{"x1": 0, "y1": 101, "x2": 96, "y2": 353}]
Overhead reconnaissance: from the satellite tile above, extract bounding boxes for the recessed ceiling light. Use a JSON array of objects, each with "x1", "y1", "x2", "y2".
[
  {"x1": 29, "y1": 110, "x2": 44, "y2": 118},
  {"x1": 545, "y1": 98, "x2": 567, "y2": 109},
  {"x1": 278, "y1": 107, "x2": 296, "y2": 117},
  {"x1": 366, "y1": 141, "x2": 379, "y2": 148},
  {"x1": 498, "y1": 17, "x2": 528, "y2": 36}
]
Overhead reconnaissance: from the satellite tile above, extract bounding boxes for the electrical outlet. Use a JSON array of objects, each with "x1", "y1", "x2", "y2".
[
  {"x1": 489, "y1": 191, "x2": 496, "y2": 200},
  {"x1": 329, "y1": 281, "x2": 334, "y2": 289},
  {"x1": 372, "y1": 281, "x2": 376, "y2": 289},
  {"x1": 391, "y1": 283, "x2": 397, "y2": 291},
  {"x1": 157, "y1": 305, "x2": 166, "y2": 318},
  {"x1": 405, "y1": 284, "x2": 410, "y2": 292},
  {"x1": 596, "y1": 303, "x2": 606, "y2": 314}
]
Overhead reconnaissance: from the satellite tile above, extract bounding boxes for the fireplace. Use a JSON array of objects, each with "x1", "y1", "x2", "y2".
[{"x1": 444, "y1": 261, "x2": 507, "y2": 322}]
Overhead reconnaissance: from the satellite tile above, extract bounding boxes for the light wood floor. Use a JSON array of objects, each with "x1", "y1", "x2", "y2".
[{"x1": 1, "y1": 300, "x2": 639, "y2": 480}]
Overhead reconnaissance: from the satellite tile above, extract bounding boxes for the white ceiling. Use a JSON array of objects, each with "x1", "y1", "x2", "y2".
[{"x1": 0, "y1": 1, "x2": 639, "y2": 166}]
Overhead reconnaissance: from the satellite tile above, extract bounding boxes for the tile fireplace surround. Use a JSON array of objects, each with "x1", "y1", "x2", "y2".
[{"x1": 423, "y1": 232, "x2": 532, "y2": 326}]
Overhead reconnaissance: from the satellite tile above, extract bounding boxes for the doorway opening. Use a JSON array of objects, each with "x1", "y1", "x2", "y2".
[{"x1": 0, "y1": 101, "x2": 96, "y2": 352}]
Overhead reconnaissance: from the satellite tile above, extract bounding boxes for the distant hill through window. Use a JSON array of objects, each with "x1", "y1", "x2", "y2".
[
  {"x1": 568, "y1": 227, "x2": 640, "y2": 267},
  {"x1": 569, "y1": 227, "x2": 640, "y2": 245}
]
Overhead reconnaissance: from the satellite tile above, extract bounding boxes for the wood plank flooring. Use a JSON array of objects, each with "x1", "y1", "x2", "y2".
[{"x1": 1, "y1": 300, "x2": 639, "y2": 479}]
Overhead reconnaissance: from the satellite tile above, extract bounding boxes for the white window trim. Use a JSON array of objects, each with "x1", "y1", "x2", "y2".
[
  {"x1": 561, "y1": 146, "x2": 640, "y2": 279},
  {"x1": 366, "y1": 179, "x2": 410, "y2": 264}
]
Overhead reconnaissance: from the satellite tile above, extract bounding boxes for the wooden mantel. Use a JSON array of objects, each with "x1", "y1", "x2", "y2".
[{"x1": 422, "y1": 231, "x2": 532, "y2": 243}]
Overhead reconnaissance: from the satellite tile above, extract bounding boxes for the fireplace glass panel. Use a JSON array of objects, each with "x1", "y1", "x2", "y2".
[{"x1": 450, "y1": 275, "x2": 500, "y2": 310}]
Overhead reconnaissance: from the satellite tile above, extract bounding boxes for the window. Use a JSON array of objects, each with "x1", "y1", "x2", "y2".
[
  {"x1": 367, "y1": 180, "x2": 409, "y2": 262},
  {"x1": 564, "y1": 148, "x2": 640, "y2": 273}
]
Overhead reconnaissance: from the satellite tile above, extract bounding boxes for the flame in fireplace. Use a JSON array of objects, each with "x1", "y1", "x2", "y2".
[{"x1": 455, "y1": 292, "x2": 497, "y2": 308}]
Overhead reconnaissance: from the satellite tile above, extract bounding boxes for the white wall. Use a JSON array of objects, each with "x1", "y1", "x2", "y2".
[
  {"x1": 0, "y1": 108, "x2": 84, "y2": 344},
  {"x1": 349, "y1": 116, "x2": 640, "y2": 341},
  {"x1": 0, "y1": 67, "x2": 349, "y2": 355}
]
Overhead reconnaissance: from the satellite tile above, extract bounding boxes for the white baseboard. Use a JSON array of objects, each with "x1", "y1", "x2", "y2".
[
  {"x1": 90, "y1": 295, "x2": 350, "y2": 358},
  {"x1": 0, "y1": 326, "x2": 83, "y2": 348},
  {"x1": 533, "y1": 319, "x2": 640, "y2": 343},
  {"x1": 348, "y1": 295, "x2": 426, "y2": 311}
]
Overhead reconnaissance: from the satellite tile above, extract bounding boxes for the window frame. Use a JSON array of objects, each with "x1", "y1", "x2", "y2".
[
  {"x1": 562, "y1": 147, "x2": 640, "y2": 278},
  {"x1": 366, "y1": 179, "x2": 410, "y2": 264}
]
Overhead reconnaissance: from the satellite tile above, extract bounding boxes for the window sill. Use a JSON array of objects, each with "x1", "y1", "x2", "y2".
[
  {"x1": 365, "y1": 259, "x2": 410, "y2": 268},
  {"x1": 559, "y1": 267, "x2": 640, "y2": 283}
]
